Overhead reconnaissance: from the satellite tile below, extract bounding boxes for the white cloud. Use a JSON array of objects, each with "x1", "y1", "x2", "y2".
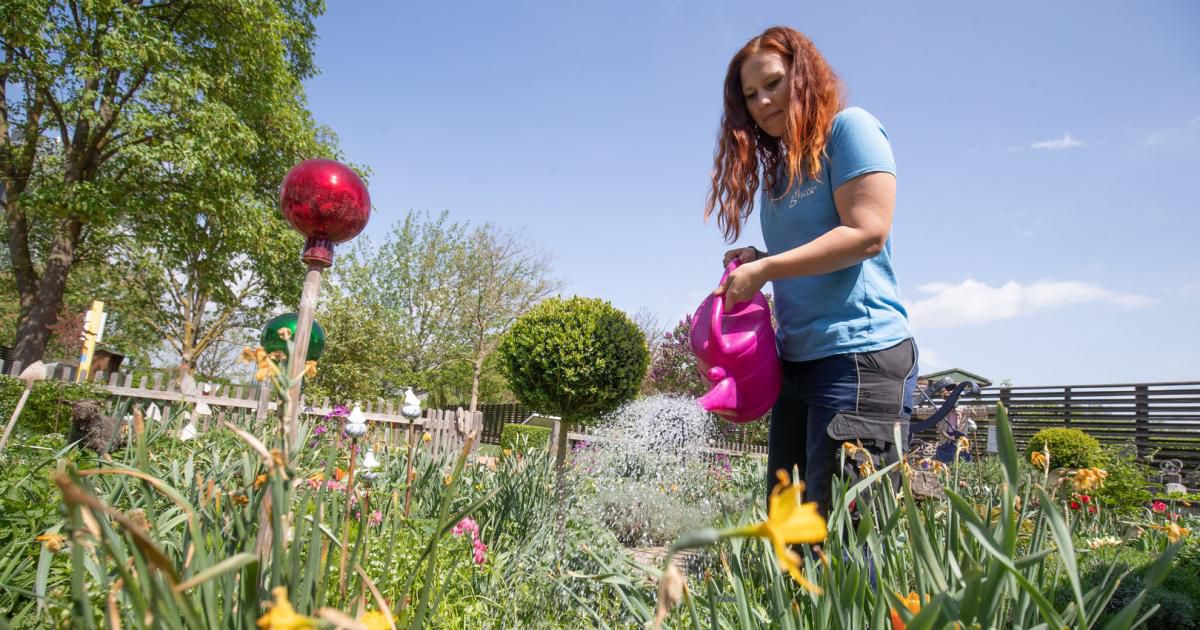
[
  {"x1": 908, "y1": 279, "x2": 1155, "y2": 330},
  {"x1": 916, "y1": 347, "x2": 950, "y2": 373},
  {"x1": 1143, "y1": 131, "x2": 1170, "y2": 146},
  {"x1": 1030, "y1": 133, "x2": 1083, "y2": 151}
]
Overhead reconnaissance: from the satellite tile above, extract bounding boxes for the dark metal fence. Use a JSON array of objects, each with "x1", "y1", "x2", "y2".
[{"x1": 914, "y1": 381, "x2": 1200, "y2": 476}]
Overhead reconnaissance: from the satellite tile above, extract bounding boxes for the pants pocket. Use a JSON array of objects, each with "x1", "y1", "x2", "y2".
[{"x1": 827, "y1": 410, "x2": 910, "y2": 448}]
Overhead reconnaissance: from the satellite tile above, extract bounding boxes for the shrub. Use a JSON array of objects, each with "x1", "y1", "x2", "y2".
[
  {"x1": 500, "y1": 424, "x2": 551, "y2": 453},
  {"x1": 498, "y1": 296, "x2": 649, "y2": 459},
  {"x1": 1027, "y1": 427, "x2": 1102, "y2": 470},
  {"x1": 1095, "y1": 446, "x2": 1153, "y2": 515},
  {"x1": 0, "y1": 375, "x2": 109, "y2": 437}
]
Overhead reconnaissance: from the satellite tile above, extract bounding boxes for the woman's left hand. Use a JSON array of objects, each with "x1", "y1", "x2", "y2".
[{"x1": 714, "y1": 260, "x2": 767, "y2": 313}]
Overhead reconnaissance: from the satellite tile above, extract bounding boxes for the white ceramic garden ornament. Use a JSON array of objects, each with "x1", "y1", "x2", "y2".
[
  {"x1": 0, "y1": 361, "x2": 48, "y2": 452},
  {"x1": 180, "y1": 420, "x2": 197, "y2": 441},
  {"x1": 401, "y1": 388, "x2": 421, "y2": 420},
  {"x1": 344, "y1": 404, "x2": 368, "y2": 438}
]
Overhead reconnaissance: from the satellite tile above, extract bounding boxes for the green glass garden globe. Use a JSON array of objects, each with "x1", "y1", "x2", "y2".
[{"x1": 260, "y1": 313, "x2": 326, "y2": 361}]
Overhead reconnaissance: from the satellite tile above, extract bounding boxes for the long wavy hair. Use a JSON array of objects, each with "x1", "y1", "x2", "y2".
[{"x1": 705, "y1": 27, "x2": 845, "y2": 242}]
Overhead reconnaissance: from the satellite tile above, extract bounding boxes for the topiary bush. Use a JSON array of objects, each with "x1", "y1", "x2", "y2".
[
  {"x1": 500, "y1": 424, "x2": 551, "y2": 454},
  {"x1": 498, "y1": 296, "x2": 649, "y2": 463},
  {"x1": 0, "y1": 375, "x2": 109, "y2": 437},
  {"x1": 1027, "y1": 427, "x2": 1102, "y2": 470}
]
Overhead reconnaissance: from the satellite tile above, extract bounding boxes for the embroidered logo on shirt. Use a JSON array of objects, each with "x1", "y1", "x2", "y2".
[{"x1": 787, "y1": 182, "x2": 820, "y2": 208}]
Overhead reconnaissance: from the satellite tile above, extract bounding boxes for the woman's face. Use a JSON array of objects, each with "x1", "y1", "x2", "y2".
[{"x1": 739, "y1": 51, "x2": 791, "y2": 138}]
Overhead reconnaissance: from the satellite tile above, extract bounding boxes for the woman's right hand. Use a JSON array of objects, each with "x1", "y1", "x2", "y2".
[{"x1": 722, "y1": 247, "x2": 759, "y2": 266}]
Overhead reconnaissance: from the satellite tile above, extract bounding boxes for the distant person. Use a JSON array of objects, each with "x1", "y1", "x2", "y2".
[{"x1": 707, "y1": 26, "x2": 919, "y2": 517}]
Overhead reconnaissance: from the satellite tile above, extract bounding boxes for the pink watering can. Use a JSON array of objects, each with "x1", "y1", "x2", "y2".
[{"x1": 690, "y1": 259, "x2": 782, "y2": 423}]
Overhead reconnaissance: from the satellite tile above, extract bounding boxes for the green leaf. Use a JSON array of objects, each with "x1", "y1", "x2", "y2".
[{"x1": 173, "y1": 553, "x2": 257, "y2": 593}]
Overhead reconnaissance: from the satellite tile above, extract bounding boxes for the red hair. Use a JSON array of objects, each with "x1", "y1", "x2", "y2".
[{"x1": 705, "y1": 27, "x2": 845, "y2": 242}]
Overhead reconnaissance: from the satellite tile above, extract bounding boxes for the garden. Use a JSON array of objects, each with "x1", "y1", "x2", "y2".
[
  {"x1": 1, "y1": 3, "x2": 1197, "y2": 628},
  {"x1": 0, "y1": 295, "x2": 1196, "y2": 630}
]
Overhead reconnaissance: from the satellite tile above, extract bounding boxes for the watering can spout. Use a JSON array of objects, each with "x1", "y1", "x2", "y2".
[{"x1": 697, "y1": 374, "x2": 737, "y2": 417}]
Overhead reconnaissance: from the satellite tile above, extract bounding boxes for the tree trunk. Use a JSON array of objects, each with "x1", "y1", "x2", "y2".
[
  {"x1": 553, "y1": 417, "x2": 572, "y2": 567},
  {"x1": 11, "y1": 217, "x2": 83, "y2": 366},
  {"x1": 468, "y1": 354, "x2": 484, "y2": 413}
]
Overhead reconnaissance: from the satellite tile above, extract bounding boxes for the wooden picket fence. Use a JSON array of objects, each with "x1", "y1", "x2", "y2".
[{"x1": 0, "y1": 359, "x2": 483, "y2": 457}]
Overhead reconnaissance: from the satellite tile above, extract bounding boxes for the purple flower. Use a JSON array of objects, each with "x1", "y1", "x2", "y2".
[
  {"x1": 369, "y1": 510, "x2": 383, "y2": 526},
  {"x1": 313, "y1": 425, "x2": 328, "y2": 436}
]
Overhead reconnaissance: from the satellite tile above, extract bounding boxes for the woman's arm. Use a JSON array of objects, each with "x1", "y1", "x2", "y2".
[{"x1": 714, "y1": 171, "x2": 896, "y2": 311}]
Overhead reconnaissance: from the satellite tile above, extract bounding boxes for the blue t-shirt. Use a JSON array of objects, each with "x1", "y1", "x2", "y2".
[{"x1": 759, "y1": 107, "x2": 911, "y2": 362}]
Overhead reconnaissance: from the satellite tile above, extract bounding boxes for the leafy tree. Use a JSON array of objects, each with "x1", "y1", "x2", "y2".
[
  {"x1": 304, "y1": 283, "x2": 398, "y2": 405},
  {"x1": 1, "y1": 0, "x2": 329, "y2": 366},
  {"x1": 457, "y1": 223, "x2": 559, "y2": 412},
  {"x1": 308, "y1": 211, "x2": 471, "y2": 405},
  {"x1": 365, "y1": 211, "x2": 472, "y2": 392}
]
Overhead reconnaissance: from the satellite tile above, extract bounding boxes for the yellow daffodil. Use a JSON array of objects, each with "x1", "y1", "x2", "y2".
[
  {"x1": 1030, "y1": 450, "x2": 1048, "y2": 470},
  {"x1": 502, "y1": 448, "x2": 512, "y2": 457},
  {"x1": 358, "y1": 610, "x2": 391, "y2": 630},
  {"x1": 890, "y1": 591, "x2": 922, "y2": 630},
  {"x1": 841, "y1": 442, "x2": 866, "y2": 457},
  {"x1": 255, "y1": 361, "x2": 281, "y2": 382},
  {"x1": 956, "y1": 436, "x2": 970, "y2": 454},
  {"x1": 35, "y1": 533, "x2": 65, "y2": 553},
  {"x1": 421, "y1": 432, "x2": 432, "y2": 444},
  {"x1": 304, "y1": 360, "x2": 318, "y2": 379},
  {"x1": 1072, "y1": 467, "x2": 1108, "y2": 492},
  {"x1": 1152, "y1": 522, "x2": 1190, "y2": 544},
  {"x1": 860, "y1": 457, "x2": 877, "y2": 477},
  {"x1": 255, "y1": 474, "x2": 268, "y2": 488},
  {"x1": 730, "y1": 470, "x2": 827, "y2": 593},
  {"x1": 256, "y1": 586, "x2": 316, "y2": 629}
]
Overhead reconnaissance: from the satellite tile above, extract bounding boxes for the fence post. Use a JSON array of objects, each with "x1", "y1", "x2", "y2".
[
  {"x1": 1134, "y1": 385, "x2": 1150, "y2": 458},
  {"x1": 255, "y1": 382, "x2": 271, "y2": 425},
  {"x1": 1063, "y1": 386, "x2": 1072, "y2": 427}
]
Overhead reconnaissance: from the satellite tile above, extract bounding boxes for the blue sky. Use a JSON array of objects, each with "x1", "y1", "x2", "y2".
[{"x1": 302, "y1": 1, "x2": 1199, "y2": 386}]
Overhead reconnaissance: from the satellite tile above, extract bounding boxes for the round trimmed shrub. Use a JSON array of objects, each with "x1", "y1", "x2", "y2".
[
  {"x1": 498, "y1": 296, "x2": 649, "y2": 459},
  {"x1": 1026, "y1": 427, "x2": 1102, "y2": 470}
]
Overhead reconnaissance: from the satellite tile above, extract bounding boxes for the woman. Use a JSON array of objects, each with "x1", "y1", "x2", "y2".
[{"x1": 707, "y1": 26, "x2": 919, "y2": 517}]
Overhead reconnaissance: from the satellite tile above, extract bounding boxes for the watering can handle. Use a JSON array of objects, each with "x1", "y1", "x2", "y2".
[{"x1": 709, "y1": 259, "x2": 743, "y2": 355}]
